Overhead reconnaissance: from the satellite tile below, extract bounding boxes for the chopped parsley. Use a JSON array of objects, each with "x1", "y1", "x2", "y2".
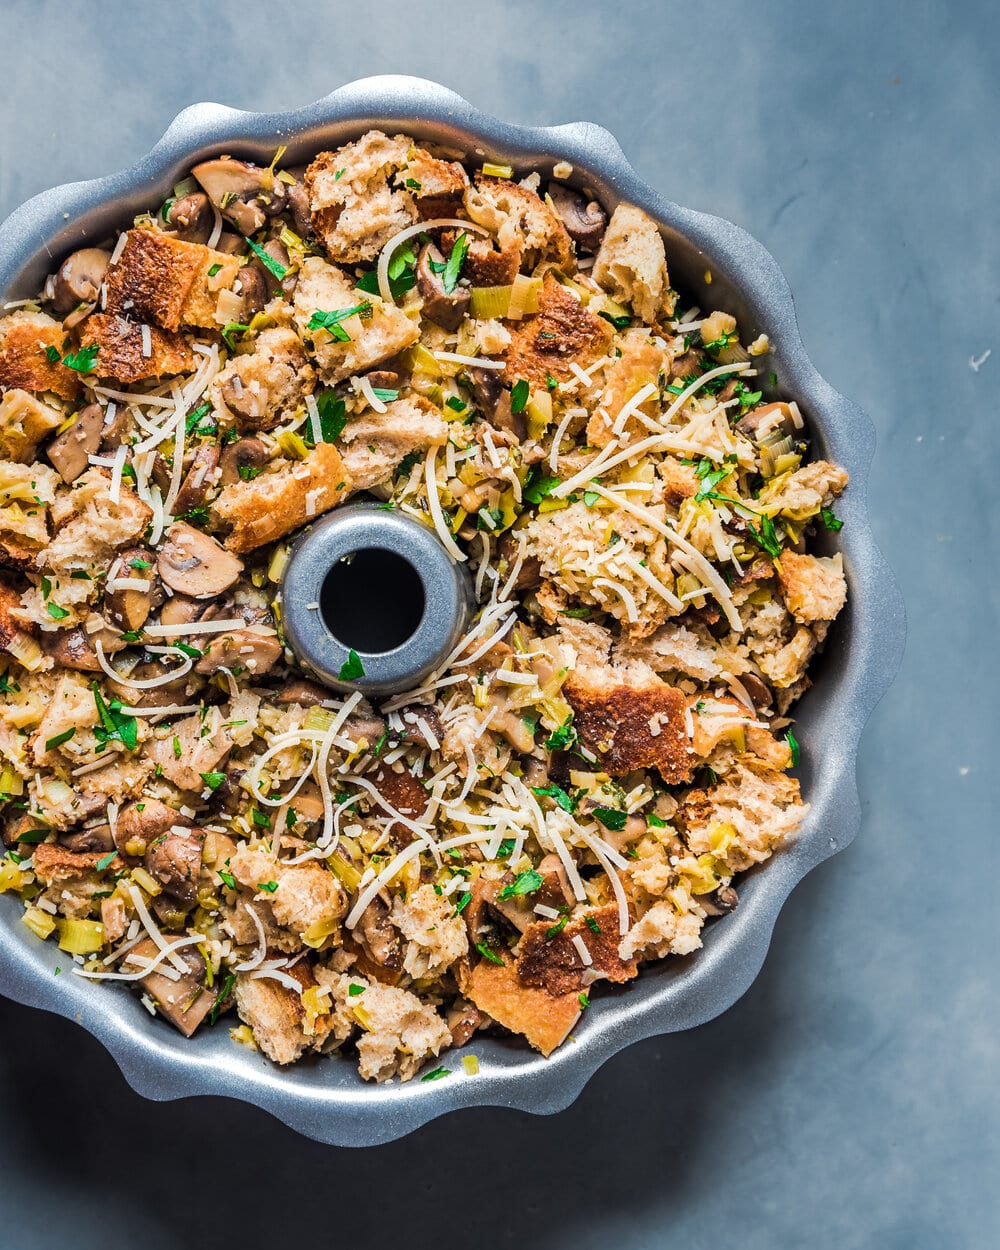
[
  {"x1": 544, "y1": 717, "x2": 577, "y2": 752},
  {"x1": 475, "y1": 942, "x2": 504, "y2": 966},
  {"x1": 348, "y1": 983, "x2": 366, "y2": 996},
  {"x1": 578, "y1": 992, "x2": 590, "y2": 1008},
  {"x1": 510, "y1": 378, "x2": 530, "y2": 413},
  {"x1": 531, "y1": 783, "x2": 576, "y2": 813},
  {"x1": 453, "y1": 891, "x2": 472, "y2": 916},
  {"x1": 585, "y1": 915, "x2": 601, "y2": 934},
  {"x1": 221, "y1": 322, "x2": 249, "y2": 351},
  {"x1": 497, "y1": 869, "x2": 544, "y2": 901},
  {"x1": 43, "y1": 727, "x2": 76, "y2": 752},
  {"x1": 747, "y1": 513, "x2": 783, "y2": 560},
  {"x1": 61, "y1": 345, "x2": 99, "y2": 374},
  {"x1": 598, "y1": 310, "x2": 632, "y2": 330},
  {"x1": 45, "y1": 602, "x2": 69, "y2": 621},
  {"x1": 371, "y1": 387, "x2": 400, "y2": 403},
  {"x1": 245, "y1": 236, "x2": 287, "y2": 281},
  {"x1": 91, "y1": 684, "x2": 138, "y2": 752},
  {"x1": 786, "y1": 729, "x2": 801, "y2": 768},
  {"x1": 95, "y1": 851, "x2": 118, "y2": 872},
  {"x1": 421, "y1": 1065, "x2": 451, "y2": 1081},
  {"x1": 820, "y1": 507, "x2": 843, "y2": 532},
  {"x1": 441, "y1": 231, "x2": 470, "y2": 295},
  {"x1": 338, "y1": 649, "x2": 365, "y2": 681},
  {"x1": 209, "y1": 973, "x2": 235, "y2": 1025},
  {"x1": 592, "y1": 806, "x2": 627, "y2": 832},
  {"x1": 256, "y1": 880, "x2": 279, "y2": 893},
  {"x1": 207, "y1": 262, "x2": 223, "y2": 277},
  {"x1": 523, "y1": 468, "x2": 560, "y2": 505},
  {"x1": 647, "y1": 813, "x2": 667, "y2": 828},
  {"x1": 217, "y1": 869, "x2": 237, "y2": 890},
  {"x1": 199, "y1": 771, "x2": 226, "y2": 791},
  {"x1": 307, "y1": 302, "x2": 372, "y2": 340},
  {"x1": 546, "y1": 915, "x2": 569, "y2": 939}
]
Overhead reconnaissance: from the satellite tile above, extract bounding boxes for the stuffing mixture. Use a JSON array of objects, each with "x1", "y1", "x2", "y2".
[{"x1": 0, "y1": 132, "x2": 848, "y2": 1081}]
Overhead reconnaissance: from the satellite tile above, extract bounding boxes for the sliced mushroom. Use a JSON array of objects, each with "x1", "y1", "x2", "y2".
[
  {"x1": 218, "y1": 436, "x2": 270, "y2": 486},
  {"x1": 51, "y1": 248, "x2": 111, "y2": 316},
  {"x1": 46, "y1": 403, "x2": 105, "y2": 483},
  {"x1": 158, "y1": 593, "x2": 203, "y2": 628},
  {"x1": 99, "y1": 402, "x2": 131, "y2": 452},
  {"x1": 214, "y1": 231, "x2": 247, "y2": 256},
  {"x1": 41, "y1": 620, "x2": 127, "y2": 672},
  {"x1": 144, "y1": 827, "x2": 205, "y2": 903},
  {"x1": 464, "y1": 365, "x2": 504, "y2": 414},
  {"x1": 218, "y1": 375, "x2": 268, "y2": 428},
  {"x1": 700, "y1": 884, "x2": 739, "y2": 916},
  {"x1": 166, "y1": 192, "x2": 213, "y2": 243},
  {"x1": 194, "y1": 628, "x2": 283, "y2": 677},
  {"x1": 59, "y1": 823, "x2": 115, "y2": 854},
  {"x1": 171, "y1": 440, "x2": 221, "y2": 517},
  {"x1": 191, "y1": 157, "x2": 284, "y2": 236},
  {"x1": 416, "y1": 241, "x2": 471, "y2": 331},
  {"x1": 738, "y1": 673, "x2": 773, "y2": 712},
  {"x1": 736, "y1": 402, "x2": 797, "y2": 442},
  {"x1": 445, "y1": 998, "x2": 486, "y2": 1048},
  {"x1": 105, "y1": 546, "x2": 155, "y2": 633},
  {"x1": 357, "y1": 895, "x2": 404, "y2": 973},
  {"x1": 546, "y1": 183, "x2": 607, "y2": 251},
  {"x1": 114, "y1": 797, "x2": 192, "y2": 858},
  {"x1": 276, "y1": 677, "x2": 331, "y2": 706},
  {"x1": 285, "y1": 181, "x2": 312, "y2": 237},
  {"x1": 497, "y1": 533, "x2": 541, "y2": 592},
  {"x1": 157, "y1": 521, "x2": 243, "y2": 599},
  {"x1": 125, "y1": 937, "x2": 218, "y2": 1037},
  {"x1": 235, "y1": 265, "x2": 267, "y2": 321}
]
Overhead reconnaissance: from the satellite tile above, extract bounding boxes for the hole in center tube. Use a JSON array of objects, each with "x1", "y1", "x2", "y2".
[{"x1": 320, "y1": 548, "x2": 425, "y2": 654}]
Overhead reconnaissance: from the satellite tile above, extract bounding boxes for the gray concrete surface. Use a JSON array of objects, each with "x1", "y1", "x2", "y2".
[{"x1": 0, "y1": 1, "x2": 995, "y2": 1247}]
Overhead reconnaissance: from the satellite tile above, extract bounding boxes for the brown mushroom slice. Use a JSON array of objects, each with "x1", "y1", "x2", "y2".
[
  {"x1": 144, "y1": 827, "x2": 206, "y2": 903},
  {"x1": 124, "y1": 937, "x2": 218, "y2": 1037},
  {"x1": 416, "y1": 242, "x2": 471, "y2": 331},
  {"x1": 114, "y1": 797, "x2": 193, "y2": 858},
  {"x1": 51, "y1": 248, "x2": 111, "y2": 316},
  {"x1": 284, "y1": 181, "x2": 312, "y2": 237},
  {"x1": 171, "y1": 440, "x2": 221, "y2": 517},
  {"x1": 105, "y1": 545, "x2": 155, "y2": 632},
  {"x1": 157, "y1": 521, "x2": 243, "y2": 599},
  {"x1": 59, "y1": 823, "x2": 115, "y2": 854},
  {"x1": 736, "y1": 401, "x2": 798, "y2": 443},
  {"x1": 191, "y1": 157, "x2": 278, "y2": 235},
  {"x1": 255, "y1": 240, "x2": 293, "y2": 298},
  {"x1": 699, "y1": 884, "x2": 739, "y2": 916},
  {"x1": 218, "y1": 435, "x2": 270, "y2": 486},
  {"x1": 165, "y1": 192, "x2": 213, "y2": 244},
  {"x1": 193, "y1": 627, "x2": 283, "y2": 677},
  {"x1": 41, "y1": 620, "x2": 127, "y2": 672},
  {"x1": 157, "y1": 593, "x2": 204, "y2": 628},
  {"x1": 235, "y1": 265, "x2": 267, "y2": 321},
  {"x1": 276, "y1": 677, "x2": 331, "y2": 707},
  {"x1": 356, "y1": 895, "x2": 404, "y2": 980},
  {"x1": 546, "y1": 183, "x2": 608, "y2": 251},
  {"x1": 446, "y1": 998, "x2": 487, "y2": 1048},
  {"x1": 46, "y1": 403, "x2": 106, "y2": 484}
]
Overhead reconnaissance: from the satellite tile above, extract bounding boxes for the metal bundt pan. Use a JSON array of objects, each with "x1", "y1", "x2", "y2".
[{"x1": 0, "y1": 76, "x2": 904, "y2": 1146}]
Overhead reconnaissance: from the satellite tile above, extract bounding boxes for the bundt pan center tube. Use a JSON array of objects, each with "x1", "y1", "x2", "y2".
[
  {"x1": 0, "y1": 76, "x2": 904, "y2": 1146},
  {"x1": 281, "y1": 503, "x2": 475, "y2": 695}
]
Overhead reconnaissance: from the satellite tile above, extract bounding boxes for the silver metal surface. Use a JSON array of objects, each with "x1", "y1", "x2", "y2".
[
  {"x1": 281, "y1": 503, "x2": 475, "y2": 694},
  {"x1": 0, "y1": 75, "x2": 904, "y2": 1147}
]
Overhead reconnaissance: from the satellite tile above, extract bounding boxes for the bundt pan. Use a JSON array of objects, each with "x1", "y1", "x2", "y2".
[{"x1": 0, "y1": 76, "x2": 904, "y2": 1146}]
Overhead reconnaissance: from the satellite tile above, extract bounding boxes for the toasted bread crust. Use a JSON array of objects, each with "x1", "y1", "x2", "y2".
[
  {"x1": 0, "y1": 312, "x2": 80, "y2": 401},
  {"x1": 211, "y1": 441, "x2": 351, "y2": 553},
  {"x1": 78, "y1": 313, "x2": 194, "y2": 383},
  {"x1": 504, "y1": 274, "x2": 613, "y2": 388},
  {"x1": 104, "y1": 229, "x2": 238, "y2": 332},
  {"x1": 31, "y1": 842, "x2": 105, "y2": 884},
  {"x1": 566, "y1": 668, "x2": 693, "y2": 783},
  {"x1": 517, "y1": 905, "x2": 637, "y2": 996},
  {"x1": 464, "y1": 958, "x2": 581, "y2": 1056}
]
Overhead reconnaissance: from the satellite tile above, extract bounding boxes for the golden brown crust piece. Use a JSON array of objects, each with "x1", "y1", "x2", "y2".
[
  {"x1": 234, "y1": 958, "x2": 334, "y2": 1065},
  {"x1": 517, "y1": 905, "x2": 637, "y2": 995},
  {"x1": 464, "y1": 958, "x2": 582, "y2": 1057},
  {"x1": 566, "y1": 668, "x2": 693, "y2": 783},
  {"x1": 31, "y1": 842, "x2": 105, "y2": 884},
  {"x1": 504, "y1": 274, "x2": 613, "y2": 389},
  {"x1": 0, "y1": 577, "x2": 31, "y2": 650},
  {"x1": 103, "y1": 229, "x2": 239, "y2": 332},
  {"x1": 0, "y1": 311, "x2": 80, "y2": 401},
  {"x1": 210, "y1": 441, "x2": 352, "y2": 553},
  {"x1": 79, "y1": 313, "x2": 194, "y2": 383},
  {"x1": 0, "y1": 388, "x2": 64, "y2": 463}
]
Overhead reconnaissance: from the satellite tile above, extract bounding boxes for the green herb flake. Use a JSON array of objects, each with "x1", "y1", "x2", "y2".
[
  {"x1": 546, "y1": 915, "x2": 569, "y2": 939},
  {"x1": 245, "y1": 236, "x2": 287, "y2": 281},
  {"x1": 585, "y1": 915, "x2": 601, "y2": 934},
  {"x1": 45, "y1": 602, "x2": 69, "y2": 621},
  {"x1": 747, "y1": 513, "x2": 783, "y2": 560},
  {"x1": 497, "y1": 869, "x2": 544, "y2": 901},
  {"x1": 307, "y1": 303, "x2": 372, "y2": 340},
  {"x1": 531, "y1": 783, "x2": 575, "y2": 813},
  {"x1": 578, "y1": 992, "x2": 590, "y2": 1008},
  {"x1": 445, "y1": 395, "x2": 467, "y2": 412},
  {"x1": 199, "y1": 771, "x2": 226, "y2": 791},
  {"x1": 96, "y1": 851, "x2": 118, "y2": 872},
  {"x1": 598, "y1": 310, "x2": 632, "y2": 330},
  {"x1": 647, "y1": 813, "x2": 667, "y2": 828},
  {"x1": 786, "y1": 729, "x2": 801, "y2": 768},
  {"x1": 209, "y1": 972, "x2": 235, "y2": 1025},
  {"x1": 510, "y1": 378, "x2": 530, "y2": 413},
  {"x1": 421, "y1": 1065, "x2": 451, "y2": 1081},
  {"x1": 522, "y1": 468, "x2": 560, "y2": 505},
  {"x1": 475, "y1": 941, "x2": 505, "y2": 966},
  {"x1": 592, "y1": 806, "x2": 627, "y2": 832},
  {"x1": 45, "y1": 345, "x2": 61, "y2": 363},
  {"x1": 217, "y1": 869, "x2": 237, "y2": 890},
  {"x1": 221, "y1": 322, "x2": 250, "y2": 351},
  {"x1": 16, "y1": 828, "x2": 50, "y2": 845},
  {"x1": 453, "y1": 891, "x2": 472, "y2": 916},
  {"x1": 61, "y1": 345, "x2": 100, "y2": 374},
  {"x1": 256, "y1": 880, "x2": 279, "y2": 893},
  {"x1": 544, "y1": 717, "x2": 577, "y2": 752},
  {"x1": 338, "y1": 649, "x2": 365, "y2": 681},
  {"x1": 442, "y1": 232, "x2": 470, "y2": 295},
  {"x1": 820, "y1": 507, "x2": 843, "y2": 532},
  {"x1": 91, "y1": 684, "x2": 139, "y2": 752},
  {"x1": 207, "y1": 263, "x2": 223, "y2": 277},
  {"x1": 44, "y1": 727, "x2": 76, "y2": 752},
  {"x1": 371, "y1": 387, "x2": 400, "y2": 403}
]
